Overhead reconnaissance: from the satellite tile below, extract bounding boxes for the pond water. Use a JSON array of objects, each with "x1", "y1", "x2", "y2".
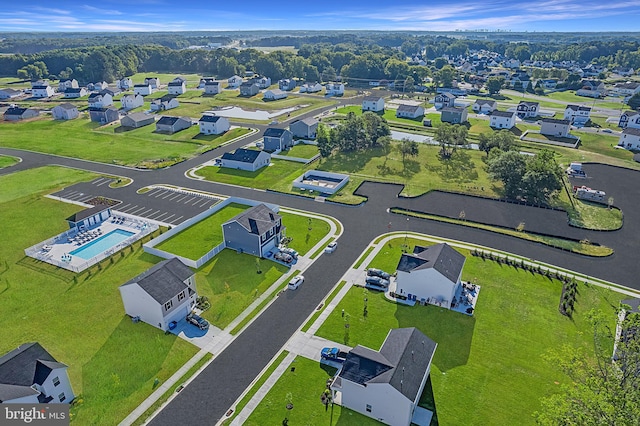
[{"x1": 204, "y1": 106, "x2": 297, "y2": 120}]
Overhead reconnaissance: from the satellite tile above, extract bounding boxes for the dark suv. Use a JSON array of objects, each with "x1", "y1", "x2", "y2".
[{"x1": 186, "y1": 313, "x2": 209, "y2": 330}]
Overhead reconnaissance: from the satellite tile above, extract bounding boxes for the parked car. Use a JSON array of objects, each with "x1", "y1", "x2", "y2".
[
  {"x1": 324, "y1": 242, "x2": 338, "y2": 253},
  {"x1": 365, "y1": 275, "x2": 390, "y2": 288},
  {"x1": 288, "y1": 274, "x2": 304, "y2": 290},
  {"x1": 321, "y1": 347, "x2": 348, "y2": 362},
  {"x1": 279, "y1": 247, "x2": 298, "y2": 259},
  {"x1": 274, "y1": 251, "x2": 293, "y2": 263},
  {"x1": 367, "y1": 268, "x2": 391, "y2": 280},
  {"x1": 186, "y1": 313, "x2": 209, "y2": 330}
]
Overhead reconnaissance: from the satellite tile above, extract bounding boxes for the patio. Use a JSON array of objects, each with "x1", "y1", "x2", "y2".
[{"x1": 450, "y1": 281, "x2": 481, "y2": 316}]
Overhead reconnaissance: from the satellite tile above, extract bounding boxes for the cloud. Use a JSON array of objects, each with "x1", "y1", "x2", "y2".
[{"x1": 81, "y1": 5, "x2": 123, "y2": 15}]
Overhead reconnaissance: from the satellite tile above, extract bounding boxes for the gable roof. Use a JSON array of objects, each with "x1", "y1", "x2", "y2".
[
  {"x1": 290, "y1": 117, "x2": 318, "y2": 127},
  {"x1": 490, "y1": 110, "x2": 515, "y2": 118},
  {"x1": 121, "y1": 258, "x2": 194, "y2": 304},
  {"x1": 436, "y1": 92, "x2": 455, "y2": 99},
  {"x1": 199, "y1": 114, "x2": 224, "y2": 123},
  {"x1": 566, "y1": 104, "x2": 591, "y2": 112},
  {"x1": 264, "y1": 127, "x2": 287, "y2": 138},
  {"x1": 55, "y1": 103, "x2": 77, "y2": 111},
  {"x1": 225, "y1": 204, "x2": 280, "y2": 236},
  {"x1": 518, "y1": 101, "x2": 539, "y2": 107},
  {"x1": 167, "y1": 81, "x2": 185, "y2": 86},
  {"x1": 157, "y1": 116, "x2": 189, "y2": 126},
  {"x1": 396, "y1": 243, "x2": 465, "y2": 284},
  {"x1": 66, "y1": 201, "x2": 111, "y2": 223},
  {"x1": 397, "y1": 104, "x2": 422, "y2": 113},
  {"x1": 0, "y1": 343, "x2": 66, "y2": 389},
  {"x1": 474, "y1": 99, "x2": 497, "y2": 107},
  {"x1": 338, "y1": 328, "x2": 437, "y2": 402},
  {"x1": 4, "y1": 107, "x2": 30, "y2": 116},
  {"x1": 441, "y1": 106, "x2": 465, "y2": 114},
  {"x1": 542, "y1": 118, "x2": 571, "y2": 125},
  {"x1": 623, "y1": 127, "x2": 640, "y2": 137},
  {"x1": 64, "y1": 87, "x2": 84, "y2": 94},
  {"x1": 221, "y1": 148, "x2": 263, "y2": 163},
  {"x1": 363, "y1": 95, "x2": 383, "y2": 102},
  {"x1": 124, "y1": 112, "x2": 154, "y2": 123}
]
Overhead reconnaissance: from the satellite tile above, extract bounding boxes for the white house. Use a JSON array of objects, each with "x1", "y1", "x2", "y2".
[
  {"x1": 516, "y1": 101, "x2": 539, "y2": 119},
  {"x1": 263, "y1": 89, "x2": 288, "y2": 100},
  {"x1": 119, "y1": 258, "x2": 198, "y2": 332},
  {"x1": 278, "y1": 78, "x2": 297, "y2": 91},
  {"x1": 362, "y1": 95, "x2": 384, "y2": 112},
  {"x1": 326, "y1": 82, "x2": 344, "y2": 96},
  {"x1": 395, "y1": 243, "x2": 465, "y2": 307},
  {"x1": 618, "y1": 127, "x2": 640, "y2": 150},
  {"x1": 31, "y1": 83, "x2": 55, "y2": 98},
  {"x1": 117, "y1": 77, "x2": 133, "y2": 90},
  {"x1": 618, "y1": 110, "x2": 640, "y2": 129},
  {"x1": 88, "y1": 81, "x2": 108, "y2": 91},
  {"x1": 204, "y1": 81, "x2": 220, "y2": 95},
  {"x1": 199, "y1": 114, "x2": 230, "y2": 135},
  {"x1": 227, "y1": 75, "x2": 243, "y2": 88},
  {"x1": 472, "y1": 99, "x2": 497, "y2": 114},
  {"x1": 133, "y1": 84, "x2": 153, "y2": 96},
  {"x1": 0, "y1": 88, "x2": 23, "y2": 99},
  {"x1": 58, "y1": 79, "x2": 78, "y2": 91},
  {"x1": 396, "y1": 104, "x2": 425, "y2": 119},
  {"x1": 87, "y1": 91, "x2": 113, "y2": 108},
  {"x1": 167, "y1": 80, "x2": 187, "y2": 95},
  {"x1": 150, "y1": 95, "x2": 179, "y2": 111},
  {"x1": 564, "y1": 105, "x2": 591, "y2": 126},
  {"x1": 433, "y1": 92, "x2": 456, "y2": 110},
  {"x1": 0, "y1": 342, "x2": 75, "y2": 404},
  {"x1": 220, "y1": 148, "x2": 271, "y2": 172},
  {"x1": 144, "y1": 77, "x2": 160, "y2": 89},
  {"x1": 299, "y1": 82, "x2": 323, "y2": 93},
  {"x1": 489, "y1": 110, "x2": 516, "y2": 129},
  {"x1": 63, "y1": 87, "x2": 87, "y2": 98},
  {"x1": 120, "y1": 94, "x2": 144, "y2": 110},
  {"x1": 52, "y1": 103, "x2": 79, "y2": 120},
  {"x1": 577, "y1": 79, "x2": 606, "y2": 98},
  {"x1": 613, "y1": 82, "x2": 640, "y2": 97},
  {"x1": 331, "y1": 328, "x2": 437, "y2": 426},
  {"x1": 540, "y1": 118, "x2": 571, "y2": 138},
  {"x1": 253, "y1": 76, "x2": 272, "y2": 89}
]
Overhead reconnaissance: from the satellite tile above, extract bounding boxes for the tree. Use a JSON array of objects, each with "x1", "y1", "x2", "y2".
[
  {"x1": 435, "y1": 65, "x2": 456, "y2": 88},
  {"x1": 434, "y1": 57, "x2": 448, "y2": 69},
  {"x1": 316, "y1": 124, "x2": 334, "y2": 158},
  {"x1": 435, "y1": 123, "x2": 454, "y2": 158},
  {"x1": 520, "y1": 149, "x2": 563, "y2": 205},
  {"x1": 487, "y1": 150, "x2": 527, "y2": 198},
  {"x1": 486, "y1": 77, "x2": 504, "y2": 95},
  {"x1": 478, "y1": 130, "x2": 515, "y2": 156},
  {"x1": 397, "y1": 138, "x2": 419, "y2": 167},
  {"x1": 627, "y1": 93, "x2": 640, "y2": 110}
]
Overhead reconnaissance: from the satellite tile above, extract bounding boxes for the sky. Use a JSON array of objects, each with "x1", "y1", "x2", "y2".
[{"x1": 1, "y1": 0, "x2": 639, "y2": 32}]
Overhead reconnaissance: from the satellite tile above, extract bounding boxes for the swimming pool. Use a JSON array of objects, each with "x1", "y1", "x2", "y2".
[{"x1": 70, "y1": 229, "x2": 135, "y2": 260}]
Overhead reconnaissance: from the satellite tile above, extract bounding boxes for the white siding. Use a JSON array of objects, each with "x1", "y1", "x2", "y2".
[
  {"x1": 396, "y1": 268, "x2": 457, "y2": 306},
  {"x1": 338, "y1": 381, "x2": 413, "y2": 426},
  {"x1": 119, "y1": 284, "x2": 165, "y2": 330},
  {"x1": 41, "y1": 367, "x2": 75, "y2": 403}
]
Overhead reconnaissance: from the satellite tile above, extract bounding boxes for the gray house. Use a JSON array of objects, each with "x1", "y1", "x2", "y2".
[
  {"x1": 278, "y1": 78, "x2": 297, "y2": 91},
  {"x1": 220, "y1": 148, "x2": 271, "y2": 172},
  {"x1": 440, "y1": 106, "x2": 468, "y2": 124},
  {"x1": 4, "y1": 107, "x2": 39, "y2": 121},
  {"x1": 239, "y1": 82, "x2": 260, "y2": 96},
  {"x1": 52, "y1": 103, "x2": 79, "y2": 120},
  {"x1": 89, "y1": 107, "x2": 119, "y2": 124},
  {"x1": 222, "y1": 204, "x2": 284, "y2": 258},
  {"x1": 263, "y1": 127, "x2": 293, "y2": 152},
  {"x1": 204, "y1": 81, "x2": 220, "y2": 95},
  {"x1": 156, "y1": 116, "x2": 192, "y2": 134},
  {"x1": 289, "y1": 117, "x2": 319, "y2": 139},
  {"x1": 121, "y1": 112, "x2": 155, "y2": 128}
]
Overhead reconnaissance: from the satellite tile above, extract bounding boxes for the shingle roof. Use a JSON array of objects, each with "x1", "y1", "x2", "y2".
[
  {"x1": 225, "y1": 204, "x2": 280, "y2": 236},
  {"x1": 199, "y1": 114, "x2": 223, "y2": 123},
  {"x1": 121, "y1": 258, "x2": 194, "y2": 304},
  {"x1": 0, "y1": 383, "x2": 40, "y2": 402},
  {"x1": 64, "y1": 87, "x2": 83, "y2": 93},
  {"x1": 490, "y1": 110, "x2": 515, "y2": 118},
  {"x1": 4, "y1": 107, "x2": 28, "y2": 116},
  {"x1": 519, "y1": 101, "x2": 539, "y2": 107},
  {"x1": 264, "y1": 127, "x2": 287, "y2": 138},
  {"x1": 66, "y1": 201, "x2": 111, "y2": 223},
  {"x1": 0, "y1": 343, "x2": 66, "y2": 389},
  {"x1": 56, "y1": 103, "x2": 77, "y2": 111},
  {"x1": 623, "y1": 127, "x2": 640, "y2": 137},
  {"x1": 124, "y1": 112, "x2": 154, "y2": 123},
  {"x1": 474, "y1": 99, "x2": 496, "y2": 107},
  {"x1": 221, "y1": 148, "x2": 263, "y2": 163},
  {"x1": 168, "y1": 81, "x2": 184, "y2": 86},
  {"x1": 566, "y1": 104, "x2": 591, "y2": 112},
  {"x1": 290, "y1": 117, "x2": 318, "y2": 127},
  {"x1": 157, "y1": 116, "x2": 181, "y2": 126},
  {"x1": 542, "y1": 118, "x2": 571, "y2": 125},
  {"x1": 363, "y1": 95, "x2": 383, "y2": 102},
  {"x1": 397, "y1": 104, "x2": 422, "y2": 113},
  {"x1": 441, "y1": 106, "x2": 465, "y2": 113},
  {"x1": 396, "y1": 243, "x2": 465, "y2": 284}
]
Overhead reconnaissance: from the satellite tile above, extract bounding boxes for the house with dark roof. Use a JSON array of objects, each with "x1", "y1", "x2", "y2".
[
  {"x1": 156, "y1": 116, "x2": 191, "y2": 134},
  {"x1": 362, "y1": 95, "x2": 385, "y2": 112},
  {"x1": 619, "y1": 127, "x2": 640, "y2": 150},
  {"x1": 263, "y1": 89, "x2": 288, "y2": 100},
  {"x1": 121, "y1": 112, "x2": 155, "y2": 129},
  {"x1": 89, "y1": 107, "x2": 119, "y2": 124},
  {"x1": 619, "y1": 110, "x2": 640, "y2": 129},
  {"x1": 4, "y1": 107, "x2": 39, "y2": 121},
  {"x1": 58, "y1": 79, "x2": 78, "y2": 91},
  {"x1": 66, "y1": 201, "x2": 112, "y2": 230},
  {"x1": 31, "y1": 82, "x2": 55, "y2": 98},
  {"x1": 326, "y1": 82, "x2": 344, "y2": 96},
  {"x1": 63, "y1": 87, "x2": 87, "y2": 98},
  {"x1": 0, "y1": 342, "x2": 74, "y2": 404},
  {"x1": 488, "y1": 110, "x2": 516, "y2": 129},
  {"x1": 222, "y1": 204, "x2": 284, "y2": 258},
  {"x1": 52, "y1": 103, "x2": 79, "y2": 120},
  {"x1": 199, "y1": 77, "x2": 216, "y2": 89},
  {"x1": 117, "y1": 77, "x2": 133, "y2": 90},
  {"x1": 220, "y1": 148, "x2": 271, "y2": 172},
  {"x1": 204, "y1": 80, "x2": 220, "y2": 95},
  {"x1": 516, "y1": 101, "x2": 539, "y2": 119},
  {"x1": 330, "y1": 328, "x2": 437, "y2": 426},
  {"x1": 0, "y1": 88, "x2": 23, "y2": 99},
  {"x1": 168, "y1": 79, "x2": 187, "y2": 95},
  {"x1": 144, "y1": 77, "x2": 160, "y2": 89},
  {"x1": 263, "y1": 127, "x2": 293, "y2": 152},
  {"x1": 119, "y1": 258, "x2": 198, "y2": 331},
  {"x1": 434, "y1": 92, "x2": 456, "y2": 110},
  {"x1": 88, "y1": 91, "x2": 113, "y2": 108},
  {"x1": 299, "y1": 82, "x2": 323, "y2": 93},
  {"x1": 88, "y1": 81, "x2": 108, "y2": 92},
  {"x1": 564, "y1": 105, "x2": 591, "y2": 126},
  {"x1": 253, "y1": 76, "x2": 272, "y2": 89},
  {"x1": 289, "y1": 117, "x2": 319, "y2": 139},
  {"x1": 396, "y1": 104, "x2": 425, "y2": 119},
  {"x1": 440, "y1": 106, "x2": 468, "y2": 124},
  {"x1": 395, "y1": 243, "x2": 465, "y2": 307},
  {"x1": 577, "y1": 79, "x2": 606, "y2": 98},
  {"x1": 133, "y1": 83, "x2": 153, "y2": 96},
  {"x1": 278, "y1": 78, "x2": 297, "y2": 91},
  {"x1": 150, "y1": 95, "x2": 179, "y2": 111},
  {"x1": 540, "y1": 118, "x2": 571, "y2": 137},
  {"x1": 199, "y1": 114, "x2": 230, "y2": 135},
  {"x1": 472, "y1": 99, "x2": 497, "y2": 114},
  {"x1": 239, "y1": 81, "x2": 260, "y2": 97}
]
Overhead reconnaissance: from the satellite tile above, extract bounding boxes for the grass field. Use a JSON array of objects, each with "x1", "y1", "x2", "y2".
[
  {"x1": 154, "y1": 203, "x2": 249, "y2": 259},
  {"x1": 0, "y1": 154, "x2": 19, "y2": 168},
  {"x1": 0, "y1": 166, "x2": 199, "y2": 425},
  {"x1": 544, "y1": 91, "x2": 626, "y2": 110},
  {"x1": 0, "y1": 117, "x2": 249, "y2": 168},
  {"x1": 196, "y1": 160, "x2": 309, "y2": 191},
  {"x1": 568, "y1": 199, "x2": 623, "y2": 230},
  {"x1": 315, "y1": 237, "x2": 624, "y2": 425},
  {"x1": 282, "y1": 143, "x2": 319, "y2": 159},
  {"x1": 335, "y1": 105, "x2": 427, "y2": 127},
  {"x1": 279, "y1": 212, "x2": 331, "y2": 255}
]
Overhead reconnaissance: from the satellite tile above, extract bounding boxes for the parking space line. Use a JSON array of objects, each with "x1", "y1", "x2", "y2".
[
  {"x1": 173, "y1": 195, "x2": 187, "y2": 202},
  {"x1": 199, "y1": 199, "x2": 213, "y2": 207},
  {"x1": 152, "y1": 212, "x2": 169, "y2": 221},
  {"x1": 146, "y1": 210, "x2": 162, "y2": 218},
  {"x1": 130, "y1": 206, "x2": 148, "y2": 215},
  {"x1": 121, "y1": 205, "x2": 139, "y2": 213},
  {"x1": 91, "y1": 178, "x2": 104, "y2": 184},
  {"x1": 146, "y1": 189, "x2": 162, "y2": 196},
  {"x1": 139, "y1": 208, "x2": 155, "y2": 216},
  {"x1": 154, "y1": 190, "x2": 168, "y2": 198},
  {"x1": 162, "y1": 192, "x2": 175, "y2": 199},
  {"x1": 77, "y1": 196, "x2": 94, "y2": 203},
  {"x1": 96, "y1": 179, "x2": 110, "y2": 187},
  {"x1": 69, "y1": 193, "x2": 87, "y2": 200},
  {"x1": 65, "y1": 190, "x2": 79, "y2": 197},
  {"x1": 182, "y1": 197, "x2": 195, "y2": 204},
  {"x1": 168, "y1": 193, "x2": 182, "y2": 201},
  {"x1": 171, "y1": 215, "x2": 184, "y2": 224},
  {"x1": 163, "y1": 214, "x2": 176, "y2": 222},
  {"x1": 118, "y1": 203, "x2": 131, "y2": 210}
]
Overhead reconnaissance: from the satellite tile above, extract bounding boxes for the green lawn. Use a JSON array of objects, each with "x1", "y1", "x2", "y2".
[
  {"x1": 154, "y1": 203, "x2": 249, "y2": 259},
  {"x1": 282, "y1": 143, "x2": 320, "y2": 159},
  {"x1": 280, "y1": 212, "x2": 331, "y2": 256},
  {"x1": 572, "y1": 131, "x2": 632, "y2": 161},
  {"x1": 244, "y1": 356, "x2": 380, "y2": 426},
  {"x1": 0, "y1": 117, "x2": 250, "y2": 168},
  {"x1": 568, "y1": 199, "x2": 623, "y2": 230},
  {"x1": 545, "y1": 91, "x2": 626, "y2": 110},
  {"x1": 335, "y1": 104, "x2": 427, "y2": 127},
  {"x1": 0, "y1": 167, "x2": 198, "y2": 425},
  {"x1": 315, "y1": 237, "x2": 624, "y2": 425},
  {"x1": 0, "y1": 154, "x2": 19, "y2": 169},
  {"x1": 196, "y1": 159, "x2": 308, "y2": 191}
]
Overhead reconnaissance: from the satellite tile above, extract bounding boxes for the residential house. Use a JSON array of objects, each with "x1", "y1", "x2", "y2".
[
  {"x1": 564, "y1": 105, "x2": 591, "y2": 126},
  {"x1": 222, "y1": 203, "x2": 284, "y2": 258},
  {"x1": 618, "y1": 127, "x2": 640, "y2": 150},
  {"x1": 150, "y1": 95, "x2": 179, "y2": 111},
  {"x1": 88, "y1": 107, "x2": 119, "y2": 124},
  {"x1": 540, "y1": 79, "x2": 558, "y2": 89},
  {"x1": 167, "y1": 79, "x2": 187, "y2": 95},
  {"x1": 508, "y1": 71, "x2": 531, "y2": 90},
  {"x1": 472, "y1": 99, "x2": 497, "y2": 114},
  {"x1": 239, "y1": 81, "x2": 260, "y2": 97},
  {"x1": 0, "y1": 88, "x2": 23, "y2": 99},
  {"x1": 326, "y1": 82, "x2": 345, "y2": 96},
  {"x1": 613, "y1": 68, "x2": 635, "y2": 77},
  {"x1": 253, "y1": 76, "x2": 271, "y2": 89},
  {"x1": 199, "y1": 77, "x2": 216, "y2": 88},
  {"x1": 613, "y1": 82, "x2": 640, "y2": 97},
  {"x1": 58, "y1": 79, "x2": 78, "y2": 91},
  {"x1": 220, "y1": 148, "x2": 271, "y2": 172},
  {"x1": 204, "y1": 80, "x2": 220, "y2": 95},
  {"x1": 299, "y1": 82, "x2": 323, "y2": 93},
  {"x1": 503, "y1": 58, "x2": 521, "y2": 68},
  {"x1": 540, "y1": 118, "x2": 571, "y2": 138},
  {"x1": 440, "y1": 106, "x2": 468, "y2": 124},
  {"x1": 263, "y1": 89, "x2": 288, "y2": 100},
  {"x1": 289, "y1": 117, "x2": 319, "y2": 139},
  {"x1": 51, "y1": 103, "x2": 79, "y2": 120},
  {"x1": 101, "y1": 88, "x2": 120, "y2": 97},
  {"x1": 619, "y1": 110, "x2": 640, "y2": 129},
  {"x1": 0, "y1": 342, "x2": 75, "y2": 404},
  {"x1": 3, "y1": 107, "x2": 39, "y2": 121},
  {"x1": 436, "y1": 87, "x2": 467, "y2": 96},
  {"x1": 117, "y1": 77, "x2": 133, "y2": 90},
  {"x1": 119, "y1": 258, "x2": 198, "y2": 332},
  {"x1": 144, "y1": 77, "x2": 160, "y2": 89},
  {"x1": 120, "y1": 94, "x2": 144, "y2": 110},
  {"x1": 120, "y1": 112, "x2": 155, "y2": 129},
  {"x1": 433, "y1": 92, "x2": 456, "y2": 110},
  {"x1": 489, "y1": 110, "x2": 516, "y2": 129},
  {"x1": 577, "y1": 79, "x2": 606, "y2": 98},
  {"x1": 330, "y1": 328, "x2": 437, "y2": 426},
  {"x1": 263, "y1": 127, "x2": 293, "y2": 152},
  {"x1": 65, "y1": 201, "x2": 112, "y2": 230},
  {"x1": 395, "y1": 243, "x2": 465, "y2": 307},
  {"x1": 199, "y1": 114, "x2": 230, "y2": 135},
  {"x1": 362, "y1": 96, "x2": 385, "y2": 112},
  {"x1": 155, "y1": 116, "x2": 192, "y2": 134},
  {"x1": 87, "y1": 91, "x2": 113, "y2": 108},
  {"x1": 88, "y1": 81, "x2": 108, "y2": 91},
  {"x1": 278, "y1": 78, "x2": 297, "y2": 91},
  {"x1": 583, "y1": 64, "x2": 606, "y2": 77},
  {"x1": 134, "y1": 84, "x2": 153, "y2": 96},
  {"x1": 395, "y1": 104, "x2": 425, "y2": 119},
  {"x1": 31, "y1": 83, "x2": 55, "y2": 98},
  {"x1": 516, "y1": 101, "x2": 539, "y2": 119},
  {"x1": 227, "y1": 75, "x2": 243, "y2": 88},
  {"x1": 63, "y1": 87, "x2": 87, "y2": 98}
]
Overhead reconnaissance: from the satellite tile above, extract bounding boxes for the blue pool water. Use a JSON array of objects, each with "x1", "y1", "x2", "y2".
[{"x1": 70, "y1": 229, "x2": 135, "y2": 260}]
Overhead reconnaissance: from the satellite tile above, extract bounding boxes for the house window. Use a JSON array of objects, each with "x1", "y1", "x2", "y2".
[
  {"x1": 164, "y1": 300, "x2": 173, "y2": 311},
  {"x1": 178, "y1": 291, "x2": 185, "y2": 302},
  {"x1": 366, "y1": 404, "x2": 372, "y2": 413},
  {"x1": 59, "y1": 393, "x2": 66, "y2": 402},
  {"x1": 53, "y1": 376, "x2": 60, "y2": 387}
]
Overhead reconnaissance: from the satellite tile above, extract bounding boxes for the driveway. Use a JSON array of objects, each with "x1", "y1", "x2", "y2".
[{"x1": 169, "y1": 318, "x2": 223, "y2": 350}]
